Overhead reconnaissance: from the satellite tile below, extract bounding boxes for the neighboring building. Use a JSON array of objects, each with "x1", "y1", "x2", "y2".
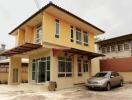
[
  {"x1": 0, "y1": 2, "x2": 104, "y2": 90},
  {"x1": 0, "y1": 59, "x2": 28, "y2": 84},
  {"x1": 0, "y1": 43, "x2": 7, "y2": 60},
  {"x1": 96, "y1": 33, "x2": 132, "y2": 82},
  {"x1": 96, "y1": 33, "x2": 132, "y2": 59}
]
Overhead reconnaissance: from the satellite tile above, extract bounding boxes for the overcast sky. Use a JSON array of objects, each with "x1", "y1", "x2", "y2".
[{"x1": 0, "y1": 0, "x2": 132, "y2": 48}]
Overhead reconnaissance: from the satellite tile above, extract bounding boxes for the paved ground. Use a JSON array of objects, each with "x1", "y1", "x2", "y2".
[{"x1": 0, "y1": 84, "x2": 132, "y2": 100}]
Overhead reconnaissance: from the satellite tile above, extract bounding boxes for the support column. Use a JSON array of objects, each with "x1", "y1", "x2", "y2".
[
  {"x1": 91, "y1": 57, "x2": 100, "y2": 76},
  {"x1": 8, "y1": 57, "x2": 22, "y2": 84},
  {"x1": 73, "y1": 54, "x2": 78, "y2": 84},
  {"x1": 50, "y1": 51, "x2": 57, "y2": 82}
]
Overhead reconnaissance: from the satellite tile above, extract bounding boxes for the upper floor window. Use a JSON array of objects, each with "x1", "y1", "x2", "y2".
[
  {"x1": 111, "y1": 45, "x2": 116, "y2": 52},
  {"x1": 83, "y1": 31, "x2": 88, "y2": 46},
  {"x1": 55, "y1": 19, "x2": 60, "y2": 38},
  {"x1": 106, "y1": 46, "x2": 110, "y2": 53},
  {"x1": 35, "y1": 25, "x2": 42, "y2": 44},
  {"x1": 102, "y1": 47, "x2": 106, "y2": 53},
  {"x1": 124, "y1": 43, "x2": 130, "y2": 50},
  {"x1": 117, "y1": 44, "x2": 123, "y2": 51},
  {"x1": 70, "y1": 26, "x2": 74, "y2": 42},
  {"x1": 76, "y1": 28, "x2": 82, "y2": 44}
]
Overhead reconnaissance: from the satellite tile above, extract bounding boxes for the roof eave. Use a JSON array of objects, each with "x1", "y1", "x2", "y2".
[{"x1": 9, "y1": 2, "x2": 105, "y2": 35}]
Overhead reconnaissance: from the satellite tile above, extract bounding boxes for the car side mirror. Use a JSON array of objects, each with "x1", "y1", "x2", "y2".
[{"x1": 110, "y1": 75, "x2": 114, "y2": 78}]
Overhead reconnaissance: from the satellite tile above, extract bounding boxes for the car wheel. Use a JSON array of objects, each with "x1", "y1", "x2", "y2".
[
  {"x1": 106, "y1": 83, "x2": 111, "y2": 91},
  {"x1": 87, "y1": 86, "x2": 92, "y2": 90},
  {"x1": 120, "y1": 80, "x2": 123, "y2": 87}
]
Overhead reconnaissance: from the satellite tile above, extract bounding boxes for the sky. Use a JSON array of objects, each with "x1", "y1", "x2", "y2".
[{"x1": 0, "y1": 0, "x2": 132, "y2": 49}]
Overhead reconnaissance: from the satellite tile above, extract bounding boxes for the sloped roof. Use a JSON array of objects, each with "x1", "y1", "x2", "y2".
[
  {"x1": 9, "y1": 2, "x2": 105, "y2": 35},
  {"x1": 96, "y1": 33, "x2": 132, "y2": 45}
]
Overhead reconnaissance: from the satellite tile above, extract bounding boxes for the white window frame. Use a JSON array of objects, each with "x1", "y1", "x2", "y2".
[
  {"x1": 77, "y1": 58, "x2": 82, "y2": 76},
  {"x1": 106, "y1": 46, "x2": 111, "y2": 53},
  {"x1": 58, "y1": 57, "x2": 72, "y2": 77},
  {"x1": 35, "y1": 25, "x2": 42, "y2": 44},
  {"x1": 117, "y1": 44, "x2": 123, "y2": 52},
  {"x1": 83, "y1": 60, "x2": 89, "y2": 72},
  {"x1": 76, "y1": 28, "x2": 82, "y2": 44},
  {"x1": 102, "y1": 47, "x2": 106, "y2": 53},
  {"x1": 111, "y1": 45, "x2": 116, "y2": 52},
  {"x1": 55, "y1": 19, "x2": 60, "y2": 38},
  {"x1": 31, "y1": 57, "x2": 50, "y2": 83},
  {"x1": 83, "y1": 31, "x2": 89, "y2": 46},
  {"x1": 124, "y1": 42, "x2": 130, "y2": 51}
]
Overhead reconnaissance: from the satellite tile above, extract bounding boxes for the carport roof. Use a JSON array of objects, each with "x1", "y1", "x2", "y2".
[
  {"x1": 64, "y1": 48, "x2": 105, "y2": 59},
  {"x1": 0, "y1": 43, "x2": 42, "y2": 57}
]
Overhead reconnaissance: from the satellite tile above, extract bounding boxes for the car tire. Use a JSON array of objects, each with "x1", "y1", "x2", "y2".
[
  {"x1": 87, "y1": 86, "x2": 92, "y2": 90},
  {"x1": 106, "y1": 83, "x2": 111, "y2": 91},
  {"x1": 120, "y1": 80, "x2": 123, "y2": 87}
]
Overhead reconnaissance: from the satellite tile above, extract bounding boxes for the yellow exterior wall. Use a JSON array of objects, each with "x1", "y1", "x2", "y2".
[
  {"x1": 27, "y1": 49, "x2": 91, "y2": 89},
  {"x1": 15, "y1": 12, "x2": 95, "y2": 53},
  {"x1": 15, "y1": 26, "x2": 35, "y2": 46},
  {"x1": 8, "y1": 57, "x2": 21, "y2": 84},
  {"x1": 12, "y1": 9, "x2": 97, "y2": 90},
  {"x1": 16, "y1": 29, "x2": 25, "y2": 46},
  {"x1": 43, "y1": 12, "x2": 95, "y2": 52},
  {"x1": 25, "y1": 26, "x2": 34, "y2": 43},
  {"x1": 50, "y1": 51, "x2": 91, "y2": 89},
  {"x1": 28, "y1": 49, "x2": 51, "y2": 83}
]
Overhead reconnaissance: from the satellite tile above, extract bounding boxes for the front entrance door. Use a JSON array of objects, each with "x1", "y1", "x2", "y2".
[
  {"x1": 32, "y1": 57, "x2": 50, "y2": 83},
  {"x1": 38, "y1": 61, "x2": 46, "y2": 83},
  {"x1": 13, "y1": 68, "x2": 18, "y2": 83}
]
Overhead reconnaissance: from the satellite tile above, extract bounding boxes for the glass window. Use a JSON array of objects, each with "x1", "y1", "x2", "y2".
[
  {"x1": 78, "y1": 58, "x2": 82, "y2": 76},
  {"x1": 94, "y1": 72, "x2": 107, "y2": 77},
  {"x1": 58, "y1": 57, "x2": 65, "y2": 72},
  {"x1": 124, "y1": 43, "x2": 130, "y2": 50},
  {"x1": 76, "y1": 28, "x2": 82, "y2": 44},
  {"x1": 83, "y1": 61, "x2": 89, "y2": 72},
  {"x1": 35, "y1": 24, "x2": 42, "y2": 44},
  {"x1": 106, "y1": 46, "x2": 110, "y2": 53},
  {"x1": 117, "y1": 44, "x2": 123, "y2": 51},
  {"x1": 58, "y1": 57, "x2": 72, "y2": 77},
  {"x1": 70, "y1": 26, "x2": 74, "y2": 42},
  {"x1": 55, "y1": 19, "x2": 60, "y2": 38},
  {"x1": 111, "y1": 45, "x2": 116, "y2": 52},
  {"x1": 102, "y1": 47, "x2": 106, "y2": 53},
  {"x1": 31, "y1": 57, "x2": 50, "y2": 83},
  {"x1": 32, "y1": 62, "x2": 36, "y2": 80},
  {"x1": 83, "y1": 32, "x2": 88, "y2": 46}
]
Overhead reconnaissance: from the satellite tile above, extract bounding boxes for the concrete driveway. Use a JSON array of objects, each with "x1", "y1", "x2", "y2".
[{"x1": 0, "y1": 84, "x2": 132, "y2": 100}]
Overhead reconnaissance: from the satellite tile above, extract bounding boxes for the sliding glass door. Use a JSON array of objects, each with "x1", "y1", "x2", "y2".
[
  {"x1": 32, "y1": 57, "x2": 50, "y2": 83},
  {"x1": 38, "y1": 60, "x2": 46, "y2": 83}
]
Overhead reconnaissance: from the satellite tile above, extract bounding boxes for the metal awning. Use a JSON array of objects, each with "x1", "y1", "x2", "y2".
[
  {"x1": 0, "y1": 43, "x2": 42, "y2": 57},
  {"x1": 64, "y1": 48, "x2": 105, "y2": 59}
]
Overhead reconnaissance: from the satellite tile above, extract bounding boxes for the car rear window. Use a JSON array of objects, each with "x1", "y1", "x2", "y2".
[{"x1": 94, "y1": 72, "x2": 107, "y2": 77}]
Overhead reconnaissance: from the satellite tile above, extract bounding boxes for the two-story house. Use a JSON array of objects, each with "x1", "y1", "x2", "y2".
[
  {"x1": 0, "y1": 2, "x2": 104, "y2": 90},
  {"x1": 96, "y1": 33, "x2": 132, "y2": 82}
]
